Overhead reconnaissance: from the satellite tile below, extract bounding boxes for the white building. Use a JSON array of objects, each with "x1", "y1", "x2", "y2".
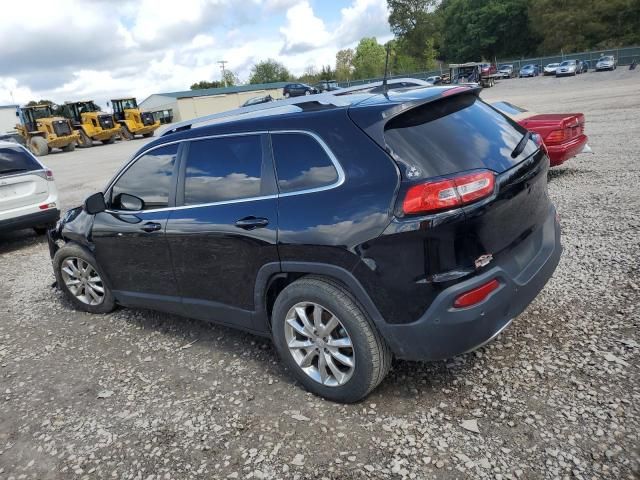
[
  {"x1": 0, "y1": 105, "x2": 18, "y2": 133},
  {"x1": 139, "y1": 82, "x2": 289, "y2": 123}
]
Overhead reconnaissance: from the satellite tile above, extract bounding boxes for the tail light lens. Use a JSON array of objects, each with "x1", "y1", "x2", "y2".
[
  {"x1": 45, "y1": 169, "x2": 54, "y2": 181},
  {"x1": 402, "y1": 170, "x2": 495, "y2": 215}
]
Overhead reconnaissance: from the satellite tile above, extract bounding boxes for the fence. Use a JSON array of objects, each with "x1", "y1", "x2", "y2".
[{"x1": 338, "y1": 45, "x2": 640, "y2": 87}]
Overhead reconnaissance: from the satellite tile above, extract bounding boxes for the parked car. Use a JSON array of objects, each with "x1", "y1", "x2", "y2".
[
  {"x1": 479, "y1": 63, "x2": 498, "y2": 76},
  {"x1": 519, "y1": 64, "x2": 539, "y2": 77},
  {"x1": 425, "y1": 76, "x2": 442, "y2": 85},
  {"x1": 543, "y1": 63, "x2": 560, "y2": 75},
  {"x1": 48, "y1": 86, "x2": 561, "y2": 403},
  {"x1": 580, "y1": 60, "x2": 590, "y2": 73},
  {"x1": 595, "y1": 55, "x2": 617, "y2": 71},
  {"x1": 314, "y1": 80, "x2": 341, "y2": 92},
  {"x1": 556, "y1": 60, "x2": 578, "y2": 76},
  {"x1": 0, "y1": 141, "x2": 59, "y2": 234},
  {"x1": 241, "y1": 95, "x2": 274, "y2": 107},
  {"x1": 498, "y1": 64, "x2": 515, "y2": 78},
  {"x1": 0, "y1": 132, "x2": 26, "y2": 146},
  {"x1": 283, "y1": 83, "x2": 317, "y2": 97},
  {"x1": 333, "y1": 78, "x2": 431, "y2": 96},
  {"x1": 491, "y1": 101, "x2": 590, "y2": 167}
]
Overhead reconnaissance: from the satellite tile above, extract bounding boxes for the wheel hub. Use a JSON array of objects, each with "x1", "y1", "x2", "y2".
[{"x1": 284, "y1": 302, "x2": 355, "y2": 387}]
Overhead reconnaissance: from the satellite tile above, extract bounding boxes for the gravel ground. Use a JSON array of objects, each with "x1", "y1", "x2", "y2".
[{"x1": 1, "y1": 70, "x2": 638, "y2": 479}]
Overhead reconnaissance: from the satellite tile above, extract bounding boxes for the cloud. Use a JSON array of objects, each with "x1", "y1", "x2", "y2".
[{"x1": 0, "y1": 0, "x2": 393, "y2": 109}]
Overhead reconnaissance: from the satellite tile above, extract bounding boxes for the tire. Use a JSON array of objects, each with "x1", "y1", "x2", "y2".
[
  {"x1": 33, "y1": 226, "x2": 50, "y2": 235},
  {"x1": 304, "y1": 90, "x2": 311, "y2": 95},
  {"x1": 271, "y1": 276, "x2": 392, "y2": 403},
  {"x1": 61, "y1": 142, "x2": 76, "y2": 152},
  {"x1": 29, "y1": 136, "x2": 49, "y2": 156},
  {"x1": 284, "y1": 92, "x2": 290, "y2": 98},
  {"x1": 101, "y1": 136, "x2": 115, "y2": 145},
  {"x1": 142, "y1": 131, "x2": 154, "y2": 138},
  {"x1": 77, "y1": 129, "x2": 93, "y2": 148},
  {"x1": 120, "y1": 126, "x2": 134, "y2": 140},
  {"x1": 53, "y1": 243, "x2": 116, "y2": 314}
]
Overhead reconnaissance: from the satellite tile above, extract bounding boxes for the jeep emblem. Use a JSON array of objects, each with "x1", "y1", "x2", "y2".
[{"x1": 475, "y1": 254, "x2": 493, "y2": 269}]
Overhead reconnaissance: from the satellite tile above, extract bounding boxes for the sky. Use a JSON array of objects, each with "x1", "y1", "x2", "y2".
[{"x1": 0, "y1": 0, "x2": 393, "y2": 108}]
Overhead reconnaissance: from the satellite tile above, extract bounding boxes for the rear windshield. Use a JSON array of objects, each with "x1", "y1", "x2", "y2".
[
  {"x1": 0, "y1": 146, "x2": 41, "y2": 176},
  {"x1": 384, "y1": 94, "x2": 536, "y2": 179}
]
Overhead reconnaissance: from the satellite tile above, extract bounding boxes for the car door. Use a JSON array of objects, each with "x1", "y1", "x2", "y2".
[
  {"x1": 91, "y1": 143, "x2": 182, "y2": 313},
  {"x1": 166, "y1": 133, "x2": 279, "y2": 332}
]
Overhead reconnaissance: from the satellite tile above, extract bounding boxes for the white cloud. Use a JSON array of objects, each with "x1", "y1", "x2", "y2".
[{"x1": 0, "y1": 0, "x2": 393, "y2": 114}]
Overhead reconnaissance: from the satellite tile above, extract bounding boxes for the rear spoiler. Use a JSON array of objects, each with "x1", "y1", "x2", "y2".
[{"x1": 347, "y1": 85, "x2": 482, "y2": 152}]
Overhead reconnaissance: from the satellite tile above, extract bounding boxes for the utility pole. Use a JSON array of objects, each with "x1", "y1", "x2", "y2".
[{"x1": 218, "y1": 60, "x2": 228, "y2": 87}]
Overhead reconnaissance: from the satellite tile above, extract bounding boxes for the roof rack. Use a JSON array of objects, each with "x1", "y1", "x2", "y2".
[{"x1": 160, "y1": 93, "x2": 355, "y2": 136}]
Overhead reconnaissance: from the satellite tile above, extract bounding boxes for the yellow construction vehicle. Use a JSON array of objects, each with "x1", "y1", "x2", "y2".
[
  {"x1": 110, "y1": 97, "x2": 160, "y2": 140},
  {"x1": 62, "y1": 101, "x2": 121, "y2": 148},
  {"x1": 15, "y1": 105, "x2": 80, "y2": 156}
]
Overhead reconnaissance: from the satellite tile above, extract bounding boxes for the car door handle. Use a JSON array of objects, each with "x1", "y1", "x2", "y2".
[
  {"x1": 141, "y1": 222, "x2": 162, "y2": 233},
  {"x1": 235, "y1": 216, "x2": 269, "y2": 230}
]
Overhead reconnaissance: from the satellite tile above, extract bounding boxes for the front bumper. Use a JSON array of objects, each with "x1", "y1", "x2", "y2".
[
  {"x1": 47, "y1": 133, "x2": 80, "y2": 148},
  {"x1": 92, "y1": 127, "x2": 121, "y2": 141},
  {"x1": 0, "y1": 208, "x2": 60, "y2": 233},
  {"x1": 380, "y1": 207, "x2": 562, "y2": 361}
]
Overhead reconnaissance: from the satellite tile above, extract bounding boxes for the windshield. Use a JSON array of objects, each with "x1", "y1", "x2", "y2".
[
  {"x1": 29, "y1": 107, "x2": 53, "y2": 119},
  {"x1": 523, "y1": 65, "x2": 534, "y2": 69},
  {"x1": 79, "y1": 102, "x2": 100, "y2": 112},
  {"x1": 560, "y1": 61, "x2": 576, "y2": 66},
  {"x1": 599, "y1": 56, "x2": 613, "y2": 62},
  {"x1": 547, "y1": 63, "x2": 559, "y2": 67},
  {"x1": 499, "y1": 65, "x2": 511, "y2": 69}
]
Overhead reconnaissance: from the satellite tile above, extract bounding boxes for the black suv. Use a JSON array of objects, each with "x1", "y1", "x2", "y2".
[
  {"x1": 282, "y1": 83, "x2": 317, "y2": 97},
  {"x1": 49, "y1": 86, "x2": 562, "y2": 403}
]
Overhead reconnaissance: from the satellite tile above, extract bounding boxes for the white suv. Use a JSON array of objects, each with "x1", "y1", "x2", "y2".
[{"x1": 0, "y1": 141, "x2": 59, "y2": 234}]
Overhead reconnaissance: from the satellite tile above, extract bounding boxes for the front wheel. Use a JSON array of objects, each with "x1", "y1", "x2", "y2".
[
  {"x1": 77, "y1": 130, "x2": 93, "y2": 148},
  {"x1": 271, "y1": 277, "x2": 391, "y2": 403},
  {"x1": 29, "y1": 136, "x2": 48, "y2": 156},
  {"x1": 101, "y1": 136, "x2": 115, "y2": 145},
  {"x1": 53, "y1": 243, "x2": 116, "y2": 314},
  {"x1": 61, "y1": 142, "x2": 76, "y2": 152}
]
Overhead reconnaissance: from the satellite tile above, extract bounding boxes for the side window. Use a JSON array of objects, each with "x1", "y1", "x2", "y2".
[
  {"x1": 271, "y1": 133, "x2": 339, "y2": 194},
  {"x1": 184, "y1": 135, "x2": 263, "y2": 205},
  {"x1": 111, "y1": 144, "x2": 178, "y2": 210}
]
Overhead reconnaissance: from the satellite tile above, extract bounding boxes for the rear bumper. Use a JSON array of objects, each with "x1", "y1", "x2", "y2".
[
  {"x1": 381, "y1": 207, "x2": 562, "y2": 361},
  {"x1": 0, "y1": 208, "x2": 59, "y2": 233},
  {"x1": 546, "y1": 134, "x2": 588, "y2": 166}
]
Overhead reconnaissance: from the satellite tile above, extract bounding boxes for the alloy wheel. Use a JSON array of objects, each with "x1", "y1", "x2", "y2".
[
  {"x1": 60, "y1": 257, "x2": 105, "y2": 305},
  {"x1": 284, "y1": 302, "x2": 355, "y2": 387}
]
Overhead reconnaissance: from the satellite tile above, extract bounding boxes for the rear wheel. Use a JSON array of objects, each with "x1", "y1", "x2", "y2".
[
  {"x1": 284, "y1": 92, "x2": 290, "y2": 98},
  {"x1": 142, "y1": 131, "x2": 154, "y2": 138},
  {"x1": 53, "y1": 243, "x2": 115, "y2": 314},
  {"x1": 61, "y1": 142, "x2": 76, "y2": 152},
  {"x1": 120, "y1": 126, "x2": 134, "y2": 140},
  {"x1": 101, "y1": 136, "x2": 115, "y2": 145},
  {"x1": 76, "y1": 130, "x2": 93, "y2": 148},
  {"x1": 271, "y1": 277, "x2": 391, "y2": 403},
  {"x1": 29, "y1": 136, "x2": 48, "y2": 156}
]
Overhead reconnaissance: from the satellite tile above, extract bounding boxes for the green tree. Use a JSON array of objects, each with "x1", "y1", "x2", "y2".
[
  {"x1": 352, "y1": 37, "x2": 387, "y2": 79},
  {"x1": 249, "y1": 59, "x2": 293, "y2": 84},
  {"x1": 26, "y1": 100, "x2": 54, "y2": 106},
  {"x1": 222, "y1": 70, "x2": 239, "y2": 87},
  {"x1": 335, "y1": 48, "x2": 355, "y2": 81},
  {"x1": 388, "y1": 0, "x2": 442, "y2": 68},
  {"x1": 190, "y1": 80, "x2": 223, "y2": 90}
]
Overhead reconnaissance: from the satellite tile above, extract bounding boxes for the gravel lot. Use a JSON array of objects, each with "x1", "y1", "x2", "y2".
[{"x1": 1, "y1": 70, "x2": 638, "y2": 479}]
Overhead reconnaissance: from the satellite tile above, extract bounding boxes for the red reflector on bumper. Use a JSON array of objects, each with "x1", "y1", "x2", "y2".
[
  {"x1": 453, "y1": 279, "x2": 500, "y2": 308},
  {"x1": 39, "y1": 202, "x2": 56, "y2": 210}
]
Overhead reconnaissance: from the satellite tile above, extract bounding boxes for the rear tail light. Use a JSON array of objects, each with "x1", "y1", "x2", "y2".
[
  {"x1": 402, "y1": 170, "x2": 495, "y2": 215},
  {"x1": 45, "y1": 169, "x2": 54, "y2": 181},
  {"x1": 545, "y1": 129, "x2": 570, "y2": 144},
  {"x1": 453, "y1": 279, "x2": 500, "y2": 308}
]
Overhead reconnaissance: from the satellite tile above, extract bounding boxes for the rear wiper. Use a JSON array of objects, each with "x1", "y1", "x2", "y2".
[
  {"x1": 511, "y1": 131, "x2": 531, "y2": 158},
  {"x1": 0, "y1": 168, "x2": 28, "y2": 175}
]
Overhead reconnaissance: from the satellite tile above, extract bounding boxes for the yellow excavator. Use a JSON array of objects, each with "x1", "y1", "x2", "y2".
[
  {"x1": 62, "y1": 101, "x2": 121, "y2": 148},
  {"x1": 110, "y1": 97, "x2": 160, "y2": 140},
  {"x1": 15, "y1": 105, "x2": 80, "y2": 156}
]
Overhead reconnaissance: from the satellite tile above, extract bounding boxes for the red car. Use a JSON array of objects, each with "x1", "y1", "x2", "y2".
[{"x1": 492, "y1": 101, "x2": 590, "y2": 167}]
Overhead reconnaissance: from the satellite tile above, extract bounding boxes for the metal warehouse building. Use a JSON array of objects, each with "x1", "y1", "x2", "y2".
[
  {"x1": 139, "y1": 82, "x2": 288, "y2": 124},
  {"x1": 0, "y1": 104, "x2": 18, "y2": 133}
]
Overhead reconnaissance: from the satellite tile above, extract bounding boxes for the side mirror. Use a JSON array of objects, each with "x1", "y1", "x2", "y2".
[
  {"x1": 114, "y1": 193, "x2": 144, "y2": 211},
  {"x1": 84, "y1": 192, "x2": 107, "y2": 214}
]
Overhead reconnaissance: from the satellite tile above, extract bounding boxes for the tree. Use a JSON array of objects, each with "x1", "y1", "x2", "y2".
[
  {"x1": 352, "y1": 37, "x2": 387, "y2": 79},
  {"x1": 388, "y1": 0, "x2": 442, "y2": 68},
  {"x1": 249, "y1": 59, "x2": 292, "y2": 84},
  {"x1": 335, "y1": 48, "x2": 355, "y2": 81},
  {"x1": 222, "y1": 70, "x2": 239, "y2": 87},
  {"x1": 298, "y1": 65, "x2": 320, "y2": 84},
  {"x1": 190, "y1": 80, "x2": 224, "y2": 90},
  {"x1": 26, "y1": 100, "x2": 54, "y2": 106}
]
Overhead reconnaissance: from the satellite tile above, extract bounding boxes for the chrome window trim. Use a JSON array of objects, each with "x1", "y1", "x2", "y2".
[{"x1": 103, "y1": 129, "x2": 344, "y2": 215}]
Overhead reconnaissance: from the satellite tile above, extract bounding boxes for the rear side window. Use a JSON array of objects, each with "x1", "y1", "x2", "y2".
[
  {"x1": 111, "y1": 144, "x2": 178, "y2": 210},
  {"x1": 184, "y1": 135, "x2": 263, "y2": 205},
  {"x1": 384, "y1": 94, "x2": 534, "y2": 179},
  {"x1": 0, "y1": 147, "x2": 41, "y2": 176},
  {"x1": 271, "y1": 133, "x2": 339, "y2": 194}
]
